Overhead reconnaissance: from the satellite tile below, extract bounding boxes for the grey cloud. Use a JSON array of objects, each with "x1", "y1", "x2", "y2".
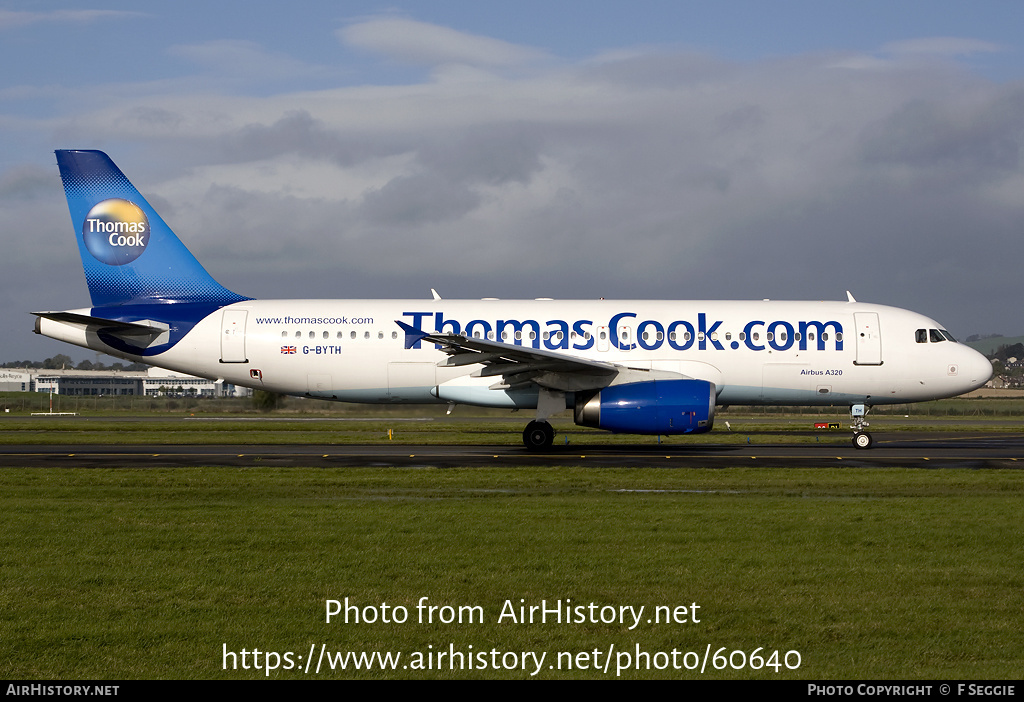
[
  {"x1": 0, "y1": 165, "x2": 54, "y2": 201},
  {"x1": 339, "y1": 17, "x2": 550, "y2": 67},
  {"x1": 579, "y1": 51, "x2": 734, "y2": 87},
  {"x1": 359, "y1": 173, "x2": 481, "y2": 225},
  {"x1": 860, "y1": 93, "x2": 1024, "y2": 175},
  {"x1": 415, "y1": 125, "x2": 545, "y2": 186},
  {"x1": 218, "y1": 110, "x2": 409, "y2": 167},
  {"x1": 116, "y1": 106, "x2": 186, "y2": 130},
  {"x1": 881, "y1": 37, "x2": 1005, "y2": 58}
]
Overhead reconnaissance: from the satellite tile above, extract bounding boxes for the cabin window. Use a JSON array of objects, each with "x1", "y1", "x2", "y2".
[
  {"x1": 323, "y1": 331, "x2": 329, "y2": 339},
  {"x1": 392, "y1": 331, "x2": 398, "y2": 339},
  {"x1": 378, "y1": 331, "x2": 384, "y2": 339},
  {"x1": 822, "y1": 333, "x2": 829, "y2": 341},
  {"x1": 766, "y1": 332, "x2": 774, "y2": 342},
  {"x1": 752, "y1": 332, "x2": 759, "y2": 341},
  {"x1": 350, "y1": 331, "x2": 356, "y2": 339},
  {"x1": 836, "y1": 332, "x2": 843, "y2": 342},
  {"x1": 739, "y1": 332, "x2": 746, "y2": 341},
  {"x1": 364, "y1": 331, "x2": 370, "y2": 339},
  {"x1": 725, "y1": 332, "x2": 732, "y2": 341},
  {"x1": 295, "y1": 331, "x2": 301, "y2": 338},
  {"x1": 281, "y1": 331, "x2": 288, "y2": 338}
]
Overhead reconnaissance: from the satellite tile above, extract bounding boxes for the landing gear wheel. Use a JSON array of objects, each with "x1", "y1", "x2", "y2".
[
  {"x1": 850, "y1": 403, "x2": 873, "y2": 450},
  {"x1": 853, "y1": 432, "x2": 873, "y2": 450},
  {"x1": 523, "y1": 420, "x2": 555, "y2": 451}
]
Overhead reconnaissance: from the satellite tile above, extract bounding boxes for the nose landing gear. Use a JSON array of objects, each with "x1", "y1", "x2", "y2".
[{"x1": 850, "y1": 403, "x2": 873, "y2": 449}]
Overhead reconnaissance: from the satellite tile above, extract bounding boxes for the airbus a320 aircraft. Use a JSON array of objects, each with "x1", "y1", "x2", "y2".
[{"x1": 35, "y1": 150, "x2": 992, "y2": 449}]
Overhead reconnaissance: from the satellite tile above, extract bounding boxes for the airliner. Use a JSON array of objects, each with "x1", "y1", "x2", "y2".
[{"x1": 34, "y1": 150, "x2": 993, "y2": 450}]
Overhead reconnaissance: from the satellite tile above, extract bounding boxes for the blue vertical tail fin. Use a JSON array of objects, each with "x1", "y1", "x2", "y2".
[{"x1": 56, "y1": 149, "x2": 249, "y2": 308}]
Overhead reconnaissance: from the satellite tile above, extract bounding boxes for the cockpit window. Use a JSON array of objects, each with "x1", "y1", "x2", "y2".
[{"x1": 917, "y1": 328, "x2": 957, "y2": 343}]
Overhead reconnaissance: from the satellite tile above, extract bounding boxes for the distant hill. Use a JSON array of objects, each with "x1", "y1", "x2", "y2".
[{"x1": 965, "y1": 335, "x2": 1024, "y2": 356}]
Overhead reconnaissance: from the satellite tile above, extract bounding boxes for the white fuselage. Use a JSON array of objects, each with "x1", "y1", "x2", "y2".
[{"x1": 37, "y1": 298, "x2": 993, "y2": 408}]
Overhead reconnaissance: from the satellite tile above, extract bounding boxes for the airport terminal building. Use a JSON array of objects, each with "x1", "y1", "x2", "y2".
[{"x1": 0, "y1": 367, "x2": 248, "y2": 397}]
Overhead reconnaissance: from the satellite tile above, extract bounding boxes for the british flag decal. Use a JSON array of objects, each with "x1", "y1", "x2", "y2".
[{"x1": 281, "y1": 345, "x2": 297, "y2": 354}]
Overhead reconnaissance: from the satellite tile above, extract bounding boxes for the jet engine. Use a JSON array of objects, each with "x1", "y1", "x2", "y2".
[{"x1": 574, "y1": 379, "x2": 716, "y2": 435}]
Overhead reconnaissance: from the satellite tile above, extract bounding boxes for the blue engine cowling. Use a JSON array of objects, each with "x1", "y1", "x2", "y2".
[{"x1": 573, "y1": 379, "x2": 716, "y2": 435}]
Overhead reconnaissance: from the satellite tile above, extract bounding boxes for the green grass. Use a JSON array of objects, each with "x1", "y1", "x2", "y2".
[
  {"x1": 1, "y1": 414, "x2": 1020, "y2": 447},
  {"x1": 4, "y1": 392, "x2": 1023, "y2": 449},
  {"x1": 5, "y1": 390, "x2": 1024, "y2": 419},
  {"x1": 2, "y1": 466, "x2": 1022, "y2": 679}
]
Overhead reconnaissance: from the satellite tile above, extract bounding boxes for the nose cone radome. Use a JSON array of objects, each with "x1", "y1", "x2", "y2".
[{"x1": 959, "y1": 345, "x2": 994, "y2": 393}]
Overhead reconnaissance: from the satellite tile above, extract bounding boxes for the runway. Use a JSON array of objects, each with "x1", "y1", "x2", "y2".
[{"x1": 2, "y1": 432, "x2": 1023, "y2": 468}]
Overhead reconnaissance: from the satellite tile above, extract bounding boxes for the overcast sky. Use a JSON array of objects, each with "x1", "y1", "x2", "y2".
[{"x1": 2, "y1": 1, "x2": 1023, "y2": 362}]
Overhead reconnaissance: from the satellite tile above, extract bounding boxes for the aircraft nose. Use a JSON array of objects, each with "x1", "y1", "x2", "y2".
[{"x1": 959, "y1": 346, "x2": 993, "y2": 391}]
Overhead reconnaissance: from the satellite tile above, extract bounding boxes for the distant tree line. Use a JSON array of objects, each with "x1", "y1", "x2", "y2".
[
  {"x1": 990, "y1": 343, "x2": 1024, "y2": 364},
  {"x1": 1, "y1": 354, "x2": 149, "y2": 372}
]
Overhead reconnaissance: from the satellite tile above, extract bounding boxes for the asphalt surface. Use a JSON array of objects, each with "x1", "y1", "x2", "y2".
[{"x1": 2, "y1": 432, "x2": 1023, "y2": 468}]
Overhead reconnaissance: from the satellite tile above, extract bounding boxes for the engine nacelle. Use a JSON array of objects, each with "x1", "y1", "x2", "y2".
[{"x1": 574, "y1": 379, "x2": 716, "y2": 435}]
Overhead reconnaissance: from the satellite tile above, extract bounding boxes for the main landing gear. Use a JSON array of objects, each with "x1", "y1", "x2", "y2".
[
  {"x1": 850, "y1": 403, "x2": 873, "y2": 449},
  {"x1": 522, "y1": 388, "x2": 564, "y2": 451},
  {"x1": 523, "y1": 420, "x2": 555, "y2": 451}
]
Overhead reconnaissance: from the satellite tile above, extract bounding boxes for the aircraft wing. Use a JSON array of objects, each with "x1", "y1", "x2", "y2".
[{"x1": 397, "y1": 320, "x2": 636, "y2": 393}]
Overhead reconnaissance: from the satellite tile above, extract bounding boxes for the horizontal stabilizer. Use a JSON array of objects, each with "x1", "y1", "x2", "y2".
[
  {"x1": 33, "y1": 311, "x2": 170, "y2": 346},
  {"x1": 34, "y1": 311, "x2": 164, "y2": 333}
]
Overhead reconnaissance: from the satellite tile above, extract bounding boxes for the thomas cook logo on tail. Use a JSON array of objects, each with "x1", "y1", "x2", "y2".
[{"x1": 81, "y1": 198, "x2": 150, "y2": 265}]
